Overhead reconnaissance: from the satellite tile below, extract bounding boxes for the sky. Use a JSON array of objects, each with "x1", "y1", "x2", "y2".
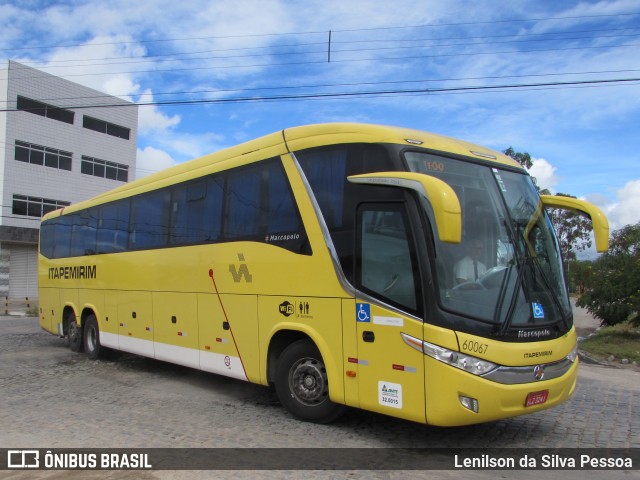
[{"x1": 1, "y1": 0, "x2": 639, "y2": 234}]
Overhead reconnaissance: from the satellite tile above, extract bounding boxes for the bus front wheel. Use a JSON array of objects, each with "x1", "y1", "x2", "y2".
[
  {"x1": 275, "y1": 339, "x2": 345, "y2": 423},
  {"x1": 83, "y1": 314, "x2": 106, "y2": 360}
]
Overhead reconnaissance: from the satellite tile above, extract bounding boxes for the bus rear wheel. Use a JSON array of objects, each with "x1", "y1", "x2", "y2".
[
  {"x1": 66, "y1": 313, "x2": 83, "y2": 353},
  {"x1": 83, "y1": 314, "x2": 106, "y2": 360},
  {"x1": 275, "y1": 339, "x2": 345, "y2": 423}
]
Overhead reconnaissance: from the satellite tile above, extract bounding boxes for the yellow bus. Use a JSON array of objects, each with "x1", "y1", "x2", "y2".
[{"x1": 38, "y1": 123, "x2": 609, "y2": 426}]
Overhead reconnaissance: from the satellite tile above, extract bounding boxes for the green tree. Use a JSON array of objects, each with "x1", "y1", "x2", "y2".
[
  {"x1": 503, "y1": 147, "x2": 533, "y2": 169},
  {"x1": 503, "y1": 147, "x2": 549, "y2": 193},
  {"x1": 503, "y1": 148, "x2": 592, "y2": 268},
  {"x1": 546, "y1": 193, "x2": 593, "y2": 265},
  {"x1": 576, "y1": 223, "x2": 640, "y2": 326},
  {"x1": 567, "y1": 260, "x2": 594, "y2": 294}
]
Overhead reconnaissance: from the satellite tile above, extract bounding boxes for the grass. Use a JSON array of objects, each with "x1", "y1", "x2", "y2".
[{"x1": 579, "y1": 321, "x2": 640, "y2": 363}]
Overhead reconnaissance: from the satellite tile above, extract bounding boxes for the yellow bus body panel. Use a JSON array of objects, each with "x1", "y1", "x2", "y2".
[
  {"x1": 455, "y1": 329, "x2": 577, "y2": 366},
  {"x1": 424, "y1": 356, "x2": 578, "y2": 426}
]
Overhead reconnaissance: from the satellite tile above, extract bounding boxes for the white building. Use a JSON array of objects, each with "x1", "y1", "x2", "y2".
[{"x1": 0, "y1": 60, "x2": 138, "y2": 310}]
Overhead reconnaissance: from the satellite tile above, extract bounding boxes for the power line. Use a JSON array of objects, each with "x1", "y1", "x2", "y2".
[
  {"x1": 14, "y1": 31, "x2": 640, "y2": 71},
  {"x1": 13, "y1": 26, "x2": 639, "y2": 67},
  {"x1": 4, "y1": 68, "x2": 639, "y2": 107},
  {"x1": 3, "y1": 10, "x2": 639, "y2": 54},
  {"x1": 2, "y1": 77, "x2": 638, "y2": 112},
  {"x1": 14, "y1": 41, "x2": 639, "y2": 81}
]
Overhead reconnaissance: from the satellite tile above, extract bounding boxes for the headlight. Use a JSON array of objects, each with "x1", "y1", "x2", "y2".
[
  {"x1": 418, "y1": 337, "x2": 497, "y2": 376},
  {"x1": 566, "y1": 343, "x2": 578, "y2": 363}
]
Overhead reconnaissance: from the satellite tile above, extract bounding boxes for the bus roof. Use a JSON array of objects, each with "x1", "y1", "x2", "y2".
[{"x1": 43, "y1": 123, "x2": 523, "y2": 219}]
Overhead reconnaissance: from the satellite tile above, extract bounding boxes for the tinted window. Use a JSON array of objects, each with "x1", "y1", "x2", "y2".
[
  {"x1": 40, "y1": 222, "x2": 55, "y2": 259},
  {"x1": 12, "y1": 195, "x2": 28, "y2": 216},
  {"x1": 97, "y1": 200, "x2": 130, "y2": 253},
  {"x1": 30, "y1": 149, "x2": 44, "y2": 165},
  {"x1": 107, "y1": 123, "x2": 130, "y2": 140},
  {"x1": 84, "y1": 115, "x2": 130, "y2": 140},
  {"x1": 131, "y1": 190, "x2": 170, "y2": 249},
  {"x1": 83, "y1": 116, "x2": 106, "y2": 133},
  {"x1": 222, "y1": 159, "x2": 307, "y2": 253},
  {"x1": 82, "y1": 155, "x2": 129, "y2": 182},
  {"x1": 296, "y1": 144, "x2": 399, "y2": 280},
  {"x1": 69, "y1": 210, "x2": 98, "y2": 256},
  {"x1": 46, "y1": 105, "x2": 75, "y2": 124},
  {"x1": 357, "y1": 203, "x2": 422, "y2": 314},
  {"x1": 40, "y1": 157, "x2": 307, "y2": 258},
  {"x1": 17, "y1": 96, "x2": 74, "y2": 124},
  {"x1": 15, "y1": 142, "x2": 30, "y2": 162},
  {"x1": 171, "y1": 178, "x2": 223, "y2": 244},
  {"x1": 17, "y1": 96, "x2": 46, "y2": 117},
  {"x1": 265, "y1": 161, "x2": 301, "y2": 234},
  {"x1": 15, "y1": 141, "x2": 72, "y2": 171},
  {"x1": 59, "y1": 155, "x2": 72, "y2": 171},
  {"x1": 225, "y1": 166, "x2": 262, "y2": 239},
  {"x1": 296, "y1": 148, "x2": 347, "y2": 230},
  {"x1": 53, "y1": 215, "x2": 73, "y2": 258}
]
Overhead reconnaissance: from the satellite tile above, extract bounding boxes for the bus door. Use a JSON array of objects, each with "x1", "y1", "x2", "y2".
[{"x1": 353, "y1": 202, "x2": 426, "y2": 423}]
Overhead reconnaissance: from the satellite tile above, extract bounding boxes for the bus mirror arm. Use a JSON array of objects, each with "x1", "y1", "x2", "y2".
[
  {"x1": 540, "y1": 195, "x2": 610, "y2": 252},
  {"x1": 347, "y1": 172, "x2": 462, "y2": 244}
]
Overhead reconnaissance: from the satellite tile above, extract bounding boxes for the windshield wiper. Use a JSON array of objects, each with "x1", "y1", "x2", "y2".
[
  {"x1": 497, "y1": 258, "x2": 526, "y2": 335},
  {"x1": 529, "y1": 255, "x2": 571, "y2": 330}
]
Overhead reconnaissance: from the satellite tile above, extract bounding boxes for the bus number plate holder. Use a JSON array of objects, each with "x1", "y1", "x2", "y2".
[{"x1": 525, "y1": 390, "x2": 548, "y2": 407}]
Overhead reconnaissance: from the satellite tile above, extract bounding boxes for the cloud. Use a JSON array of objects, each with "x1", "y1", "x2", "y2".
[
  {"x1": 529, "y1": 158, "x2": 559, "y2": 193},
  {"x1": 17, "y1": 35, "x2": 145, "y2": 101},
  {"x1": 136, "y1": 146, "x2": 176, "y2": 178},
  {"x1": 599, "y1": 179, "x2": 640, "y2": 231},
  {"x1": 137, "y1": 89, "x2": 181, "y2": 135}
]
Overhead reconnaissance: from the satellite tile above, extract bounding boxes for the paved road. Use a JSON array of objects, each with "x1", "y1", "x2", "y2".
[{"x1": 0, "y1": 316, "x2": 638, "y2": 479}]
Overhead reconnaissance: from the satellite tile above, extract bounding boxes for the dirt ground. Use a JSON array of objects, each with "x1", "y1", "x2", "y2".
[{"x1": 571, "y1": 297, "x2": 602, "y2": 338}]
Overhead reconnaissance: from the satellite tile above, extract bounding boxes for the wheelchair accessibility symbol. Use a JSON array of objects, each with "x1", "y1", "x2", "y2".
[
  {"x1": 356, "y1": 303, "x2": 371, "y2": 323},
  {"x1": 532, "y1": 302, "x2": 545, "y2": 319}
]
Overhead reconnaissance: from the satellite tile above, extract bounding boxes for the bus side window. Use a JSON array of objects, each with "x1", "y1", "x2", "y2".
[
  {"x1": 53, "y1": 215, "x2": 73, "y2": 259},
  {"x1": 70, "y1": 209, "x2": 98, "y2": 256},
  {"x1": 171, "y1": 179, "x2": 223, "y2": 244},
  {"x1": 224, "y1": 167, "x2": 262, "y2": 239},
  {"x1": 221, "y1": 159, "x2": 307, "y2": 253},
  {"x1": 40, "y1": 221, "x2": 55, "y2": 258},
  {"x1": 97, "y1": 200, "x2": 130, "y2": 254},
  {"x1": 265, "y1": 161, "x2": 301, "y2": 234},
  {"x1": 130, "y1": 190, "x2": 171, "y2": 249}
]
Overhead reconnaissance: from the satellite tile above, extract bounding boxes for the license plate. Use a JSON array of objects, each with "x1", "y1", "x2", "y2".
[{"x1": 525, "y1": 390, "x2": 549, "y2": 407}]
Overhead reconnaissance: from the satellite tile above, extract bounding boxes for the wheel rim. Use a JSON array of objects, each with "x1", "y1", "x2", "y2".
[
  {"x1": 288, "y1": 357, "x2": 328, "y2": 406},
  {"x1": 68, "y1": 322, "x2": 80, "y2": 344},
  {"x1": 87, "y1": 326, "x2": 97, "y2": 352}
]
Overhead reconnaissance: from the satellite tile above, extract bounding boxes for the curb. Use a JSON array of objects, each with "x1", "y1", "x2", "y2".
[{"x1": 578, "y1": 350, "x2": 618, "y2": 367}]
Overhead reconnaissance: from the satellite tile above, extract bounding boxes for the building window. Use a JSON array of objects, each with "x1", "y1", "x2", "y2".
[
  {"x1": 83, "y1": 115, "x2": 130, "y2": 140},
  {"x1": 16, "y1": 95, "x2": 75, "y2": 125},
  {"x1": 12, "y1": 195, "x2": 70, "y2": 218},
  {"x1": 81, "y1": 155, "x2": 128, "y2": 182},
  {"x1": 15, "y1": 140, "x2": 72, "y2": 171}
]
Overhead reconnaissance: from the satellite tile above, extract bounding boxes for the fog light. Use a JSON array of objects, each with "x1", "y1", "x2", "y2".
[{"x1": 459, "y1": 395, "x2": 479, "y2": 413}]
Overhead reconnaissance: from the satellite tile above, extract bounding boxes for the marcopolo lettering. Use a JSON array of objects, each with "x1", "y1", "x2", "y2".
[
  {"x1": 517, "y1": 329, "x2": 551, "y2": 339},
  {"x1": 48, "y1": 265, "x2": 97, "y2": 280},
  {"x1": 265, "y1": 233, "x2": 301, "y2": 242}
]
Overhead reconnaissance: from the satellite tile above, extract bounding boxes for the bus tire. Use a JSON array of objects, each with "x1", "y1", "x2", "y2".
[
  {"x1": 275, "y1": 339, "x2": 345, "y2": 424},
  {"x1": 83, "y1": 314, "x2": 106, "y2": 360},
  {"x1": 66, "y1": 312, "x2": 83, "y2": 353}
]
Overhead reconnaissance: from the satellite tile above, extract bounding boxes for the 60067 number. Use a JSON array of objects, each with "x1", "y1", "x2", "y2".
[{"x1": 462, "y1": 340, "x2": 489, "y2": 355}]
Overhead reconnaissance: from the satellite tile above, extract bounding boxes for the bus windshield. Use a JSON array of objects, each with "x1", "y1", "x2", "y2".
[{"x1": 405, "y1": 152, "x2": 571, "y2": 331}]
